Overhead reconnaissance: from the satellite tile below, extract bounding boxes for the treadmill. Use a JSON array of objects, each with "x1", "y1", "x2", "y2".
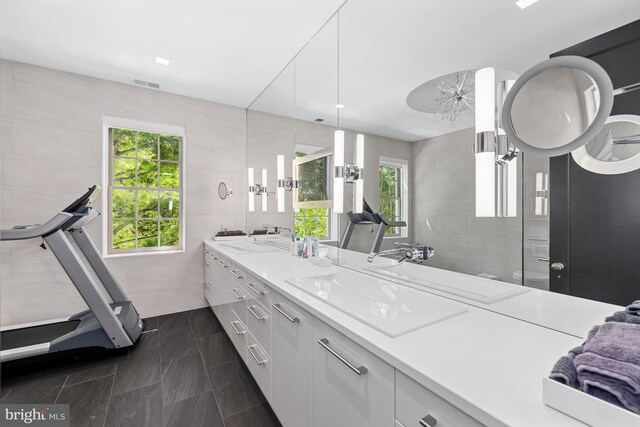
[
  {"x1": 340, "y1": 198, "x2": 407, "y2": 254},
  {"x1": 0, "y1": 186, "x2": 143, "y2": 362}
]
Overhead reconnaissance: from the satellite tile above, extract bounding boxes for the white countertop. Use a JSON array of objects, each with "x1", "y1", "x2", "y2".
[{"x1": 204, "y1": 239, "x2": 621, "y2": 427}]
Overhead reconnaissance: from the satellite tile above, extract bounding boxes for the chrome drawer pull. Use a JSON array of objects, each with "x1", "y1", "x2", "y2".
[
  {"x1": 273, "y1": 303, "x2": 299, "y2": 323},
  {"x1": 248, "y1": 344, "x2": 268, "y2": 365},
  {"x1": 247, "y1": 282, "x2": 265, "y2": 296},
  {"x1": 205, "y1": 262, "x2": 211, "y2": 267},
  {"x1": 203, "y1": 282, "x2": 211, "y2": 289},
  {"x1": 317, "y1": 338, "x2": 368, "y2": 376},
  {"x1": 230, "y1": 288, "x2": 247, "y2": 300},
  {"x1": 230, "y1": 320, "x2": 246, "y2": 335},
  {"x1": 419, "y1": 415, "x2": 437, "y2": 427},
  {"x1": 247, "y1": 305, "x2": 266, "y2": 320},
  {"x1": 231, "y1": 269, "x2": 244, "y2": 279}
]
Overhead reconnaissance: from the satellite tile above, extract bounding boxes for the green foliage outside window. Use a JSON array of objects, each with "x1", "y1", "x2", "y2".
[
  {"x1": 110, "y1": 128, "x2": 182, "y2": 252},
  {"x1": 294, "y1": 151, "x2": 330, "y2": 238},
  {"x1": 379, "y1": 164, "x2": 401, "y2": 235}
]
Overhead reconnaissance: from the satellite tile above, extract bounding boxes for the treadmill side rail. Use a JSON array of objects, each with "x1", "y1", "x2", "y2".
[
  {"x1": 0, "y1": 343, "x2": 50, "y2": 363},
  {"x1": 0, "y1": 212, "x2": 72, "y2": 241},
  {"x1": 44, "y1": 230, "x2": 133, "y2": 348}
]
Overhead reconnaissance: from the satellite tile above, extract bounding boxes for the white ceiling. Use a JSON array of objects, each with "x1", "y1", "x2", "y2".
[
  {"x1": 0, "y1": 0, "x2": 345, "y2": 108},
  {"x1": 1, "y1": 0, "x2": 639, "y2": 141},
  {"x1": 252, "y1": 0, "x2": 640, "y2": 141}
]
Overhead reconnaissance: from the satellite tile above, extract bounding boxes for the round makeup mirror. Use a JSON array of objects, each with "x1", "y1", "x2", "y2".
[
  {"x1": 217, "y1": 182, "x2": 232, "y2": 200},
  {"x1": 572, "y1": 115, "x2": 640, "y2": 175},
  {"x1": 502, "y1": 56, "x2": 614, "y2": 157}
]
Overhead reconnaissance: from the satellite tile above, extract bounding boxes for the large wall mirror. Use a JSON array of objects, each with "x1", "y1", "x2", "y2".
[{"x1": 246, "y1": 0, "x2": 640, "y2": 335}]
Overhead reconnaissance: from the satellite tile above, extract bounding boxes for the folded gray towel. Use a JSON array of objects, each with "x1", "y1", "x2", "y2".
[
  {"x1": 582, "y1": 378, "x2": 640, "y2": 414},
  {"x1": 575, "y1": 352, "x2": 640, "y2": 394},
  {"x1": 607, "y1": 311, "x2": 640, "y2": 324},
  {"x1": 583, "y1": 322, "x2": 640, "y2": 366},
  {"x1": 627, "y1": 300, "x2": 640, "y2": 316},
  {"x1": 551, "y1": 355, "x2": 579, "y2": 388}
]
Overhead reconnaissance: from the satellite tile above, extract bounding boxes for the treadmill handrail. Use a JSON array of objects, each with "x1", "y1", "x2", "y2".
[
  {"x1": 0, "y1": 212, "x2": 73, "y2": 241},
  {"x1": 377, "y1": 213, "x2": 407, "y2": 227}
]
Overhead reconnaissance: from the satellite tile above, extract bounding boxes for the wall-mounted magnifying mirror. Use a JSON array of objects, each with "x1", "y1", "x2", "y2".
[
  {"x1": 572, "y1": 114, "x2": 640, "y2": 175},
  {"x1": 502, "y1": 56, "x2": 614, "y2": 157},
  {"x1": 217, "y1": 181, "x2": 232, "y2": 200}
]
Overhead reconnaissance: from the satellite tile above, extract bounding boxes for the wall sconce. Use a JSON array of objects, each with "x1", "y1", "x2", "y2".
[
  {"x1": 333, "y1": 131, "x2": 365, "y2": 214},
  {"x1": 475, "y1": 67, "x2": 518, "y2": 218},
  {"x1": 276, "y1": 154, "x2": 298, "y2": 213},
  {"x1": 248, "y1": 167, "x2": 268, "y2": 212},
  {"x1": 535, "y1": 172, "x2": 549, "y2": 216}
]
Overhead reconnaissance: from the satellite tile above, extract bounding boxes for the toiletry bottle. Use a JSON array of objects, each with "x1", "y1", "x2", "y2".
[
  {"x1": 297, "y1": 237, "x2": 302, "y2": 257},
  {"x1": 302, "y1": 236, "x2": 309, "y2": 258},
  {"x1": 312, "y1": 238, "x2": 319, "y2": 257},
  {"x1": 291, "y1": 236, "x2": 297, "y2": 256}
]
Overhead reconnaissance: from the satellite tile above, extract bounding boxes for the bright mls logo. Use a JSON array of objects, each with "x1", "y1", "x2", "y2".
[{"x1": 0, "y1": 405, "x2": 69, "y2": 426}]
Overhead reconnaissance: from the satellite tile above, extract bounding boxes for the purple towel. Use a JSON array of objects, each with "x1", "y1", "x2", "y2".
[
  {"x1": 606, "y1": 311, "x2": 640, "y2": 325},
  {"x1": 551, "y1": 355, "x2": 579, "y2": 388},
  {"x1": 582, "y1": 378, "x2": 640, "y2": 414},
  {"x1": 627, "y1": 300, "x2": 640, "y2": 316},
  {"x1": 575, "y1": 352, "x2": 640, "y2": 394},
  {"x1": 583, "y1": 322, "x2": 640, "y2": 366}
]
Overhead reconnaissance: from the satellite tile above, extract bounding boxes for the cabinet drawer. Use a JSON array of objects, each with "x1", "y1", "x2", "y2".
[
  {"x1": 244, "y1": 276, "x2": 273, "y2": 311},
  {"x1": 228, "y1": 309, "x2": 248, "y2": 362},
  {"x1": 204, "y1": 281, "x2": 213, "y2": 306},
  {"x1": 246, "y1": 331, "x2": 271, "y2": 401},
  {"x1": 245, "y1": 302, "x2": 271, "y2": 355},
  {"x1": 312, "y1": 319, "x2": 394, "y2": 427},
  {"x1": 229, "y1": 281, "x2": 249, "y2": 325},
  {"x1": 396, "y1": 371, "x2": 483, "y2": 427},
  {"x1": 271, "y1": 294, "x2": 312, "y2": 427}
]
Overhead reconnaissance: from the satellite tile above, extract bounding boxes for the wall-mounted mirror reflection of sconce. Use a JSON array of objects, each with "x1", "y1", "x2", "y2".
[
  {"x1": 333, "y1": 130, "x2": 365, "y2": 214},
  {"x1": 535, "y1": 172, "x2": 549, "y2": 216},
  {"x1": 501, "y1": 55, "x2": 640, "y2": 158},
  {"x1": 218, "y1": 182, "x2": 232, "y2": 200},
  {"x1": 572, "y1": 115, "x2": 640, "y2": 175},
  {"x1": 248, "y1": 167, "x2": 267, "y2": 212},
  {"x1": 276, "y1": 155, "x2": 298, "y2": 213}
]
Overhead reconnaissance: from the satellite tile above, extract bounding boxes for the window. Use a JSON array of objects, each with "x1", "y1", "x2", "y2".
[
  {"x1": 379, "y1": 157, "x2": 408, "y2": 237},
  {"x1": 294, "y1": 148, "x2": 332, "y2": 239},
  {"x1": 105, "y1": 118, "x2": 184, "y2": 255}
]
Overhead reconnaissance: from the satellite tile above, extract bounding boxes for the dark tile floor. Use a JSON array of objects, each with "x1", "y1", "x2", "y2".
[{"x1": 0, "y1": 308, "x2": 282, "y2": 427}]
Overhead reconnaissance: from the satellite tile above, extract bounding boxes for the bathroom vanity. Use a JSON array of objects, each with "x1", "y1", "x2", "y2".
[{"x1": 203, "y1": 239, "x2": 622, "y2": 427}]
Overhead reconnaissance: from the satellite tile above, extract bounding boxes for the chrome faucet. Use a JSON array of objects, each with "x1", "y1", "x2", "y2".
[
  {"x1": 266, "y1": 226, "x2": 292, "y2": 236},
  {"x1": 367, "y1": 243, "x2": 435, "y2": 264}
]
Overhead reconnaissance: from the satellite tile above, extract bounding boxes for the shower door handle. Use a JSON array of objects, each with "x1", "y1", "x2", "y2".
[{"x1": 550, "y1": 262, "x2": 565, "y2": 272}]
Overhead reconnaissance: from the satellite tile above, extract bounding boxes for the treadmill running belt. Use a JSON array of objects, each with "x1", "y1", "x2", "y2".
[{"x1": 1, "y1": 321, "x2": 80, "y2": 350}]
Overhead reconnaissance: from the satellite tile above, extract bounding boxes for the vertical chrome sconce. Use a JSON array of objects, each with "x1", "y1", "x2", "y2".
[
  {"x1": 475, "y1": 68, "x2": 518, "y2": 218},
  {"x1": 333, "y1": 130, "x2": 365, "y2": 214},
  {"x1": 276, "y1": 154, "x2": 297, "y2": 213},
  {"x1": 247, "y1": 167, "x2": 268, "y2": 212},
  {"x1": 535, "y1": 172, "x2": 549, "y2": 216}
]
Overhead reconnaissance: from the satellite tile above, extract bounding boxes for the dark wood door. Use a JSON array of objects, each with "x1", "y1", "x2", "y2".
[{"x1": 549, "y1": 19, "x2": 640, "y2": 305}]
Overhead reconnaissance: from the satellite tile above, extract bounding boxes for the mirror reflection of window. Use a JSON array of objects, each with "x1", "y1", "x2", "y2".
[{"x1": 293, "y1": 147, "x2": 332, "y2": 239}]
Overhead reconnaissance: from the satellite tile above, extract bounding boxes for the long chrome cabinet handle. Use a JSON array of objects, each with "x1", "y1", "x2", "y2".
[
  {"x1": 230, "y1": 320, "x2": 246, "y2": 335},
  {"x1": 246, "y1": 282, "x2": 265, "y2": 296},
  {"x1": 248, "y1": 344, "x2": 268, "y2": 365},
  {"x1": 230, "y1": 269, "x2": 244, "y2": 279},
  {"x1": 272, "y1": 303, "x2": 299, "y2": 323},
  {"x1": 419, "y1": 415, "x2": 437, "y2": 427},
  {"x1": 230, "y1": 288, "x2": 247, "y2": 300},
  {"x1": 247, "y1": 305, "x2": 266, "y2": 320},
  {"x1": 317, "y1": 338, "x2": 368, "y2": 376}
]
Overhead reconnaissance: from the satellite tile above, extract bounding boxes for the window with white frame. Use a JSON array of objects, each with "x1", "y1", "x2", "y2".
[
  {"x1": 379, "y1": 157, "x2": 408, "y2": 237},
  {"x1": 294, "y1": 145, "x2": 335, "y2": 239},
  {"x1": 105, "y1": 118, "x2": 185, "y2": 255}
]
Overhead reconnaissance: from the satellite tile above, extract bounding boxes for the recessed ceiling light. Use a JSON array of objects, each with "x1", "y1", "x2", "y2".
[
  {"x1": 155, "y1": 56, "x2": 171, "y2": 66},
  {"x1": 334, "y1": 104, "x2": 346, "y2": 109},
  {"x1": 516, "y1": 0, "x2": 540, "y2": 9}
]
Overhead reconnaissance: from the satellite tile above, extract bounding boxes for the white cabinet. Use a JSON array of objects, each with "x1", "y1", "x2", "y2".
[
  {"x1": 395, "y1": 371, "x2": 483, "y2": 427},
  {"x1": 271, "y1": 294, "x2": 312, "y2": 427},
  {"x1": 228, "y1": 309, "x2": 248, "y2": 362},
  {"x1": 311, "y1": 318, "x2": 394, "y2": 427}
]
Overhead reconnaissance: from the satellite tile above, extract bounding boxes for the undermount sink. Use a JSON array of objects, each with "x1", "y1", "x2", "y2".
[
  {"x1": 286, "y1": 270, "x2": 467, "y2": 337},
  {"x1": 219, "y1": 240, "x2": 279, "y2": 254},
  {"x1": 363, "y1": 264, "x2": 529, "y2": 304}
]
